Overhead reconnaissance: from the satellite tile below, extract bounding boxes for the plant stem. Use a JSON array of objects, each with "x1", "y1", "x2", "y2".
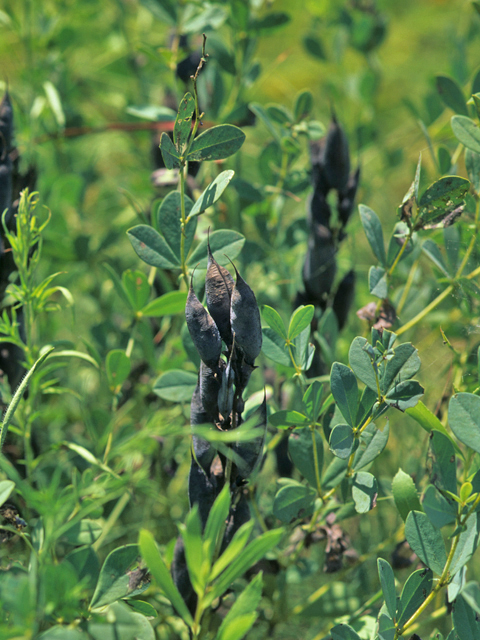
[{"x1": 396, "y1": 284, "x2": 453, "y2": 336}]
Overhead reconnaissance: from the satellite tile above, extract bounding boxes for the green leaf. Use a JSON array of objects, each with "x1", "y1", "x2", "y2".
[
  {"x1": 465, "y1": 149, "x2": 480, "y2": 194},
  {"x1": 406, "y1": 401, "x2": 460, "y2": 452},
  {"x1": 377, "y1": 614, "x2": 396, "y2": 640},
  {"x1": 397, "y1": 568, "x2": 433, "y2": 626},
  {"x1": 392, "y1": 469, "x2": 422, "y2": 521},
  {"x1": 330, "y1": 623, "x2": 362, "y2": 640},
  {"x1": 153, "y1": 370, "x2": 198, "y2": 403},
  {"x1": 187, "y1": 230, "x2": 245, "y2": 268},
  {"x1": 249, "y1": 103, "x2": 281, "y2": 141},
  {"x1": 349, "y1": 336, "x2": 378, "y2": 392},
  {"x1": 461, "y1": 581, "x2": 480, "y2": 616},
  {"x1": 303, "y1": 35, "x2": 326, "y2": 60},
  {"x1": 450, "y1": 513, "x2": 480, "y2": 577},
  {"x1": 452, "y1": 594, "x2": 480, "y2": 640},
  {"x1": 174, "y1": 93, "x2": 195, "y2": 152},
  {"x1": 263, "y1": 305, "x2": 287, "y2": 340},
  {"x1": 329, "y1": 424, "x2": 354, "y2": 459},
  {"x1": 250, "y1": 11, "x2": 290, "y2": 33},
  {"x1": 182, "y1": 3, "x2": 228, "y2": 33},
  {"x1": 330, "y1": 362, "x2": 358, "y2": 428},
  {"x1": 353, "y1": 422, "x2": 389, "y2": 471},
  {"x1": 215, "y1": 573, "x2": 262, "y2": 640},
  {"x1": 139, "y1": 0, "x2": 176, "y2": 25},
  {"x1": 288, "y1": 305, "x2": 314, "y2": 341},
  {"x1": 262, "y1": 328, "x2": 292, "y2": 367},
  {"x1": 210, "y1": 520, "x2": 254, "y2": 581},
  {"x1": 422, "y1": 485, "x2": 457, "y2": 529},
  {"x1": 187, "y1": 124, "x2": 245, "y2": 162},
  {"x1": 273, "y1": 480, "x2": 316, "y2": 523},
  {"x1": 449, "y1": 393, "x2": 480, "y2": 454},
  {"x1": 0, "y1": 480, "x2": 14, "y2": 507},
  {"x1": 428, "y1": 430, "x2": 457, "y2": 494},
  {"x1": 422, "y1": 239, "x2": 451, "y2": 277},
  {"x1": 122, "y1": 270, "x2": 150, "y2": 312},
  {"x1": 385, "y1": 380, "x2": 424, "y2": 411},
  {"x1": 65, "y1": 546, "x2": 100, "y2": 590},
  {"x1": 294, "y1": 90, "x2": 314, "y2": 122},
  {"x1": 189, "y1": 170, "x2": 235, "y2": 218},
  {"x1": 181, "y1": 507, "x2": 206, "y2": 597},
  {"x1": 417, "y1": 175, "x2": 470, "y2": 224},
  {"x1": 203, "y1": 485, "x2": 231, "y2": 566},
  {"x1": 288, "y1": 427, "x2": 323, "y2": 488},
  {"x1": 436, "y1": 75, "x2": 468, "y2": 115},
  {"x1": 303, "y1": 381, "x2": 323, "y2": 423},
  {"x1": 352, "y1": 471, "x2": 378, "y2": 513},
  {"x1": 381, "y1": 342, "x2": 421, "y2": 394},
  {"x1": 0, "y1": 346, "x2": 54, "y2": 452},
  {"x1": 38, "y1": 628, "x2": 88, "y2": 640},
  {"x1": 126, "y1": 600, "x2": 157, "y2": 617},
  {"x1": 451, "y1": 115, "x2": 480, "y2": 154},
  {"x1": 88, "y1": 601, "x2": 155, "y2": 640},
  {"x1": 359, "y1": 204, "x2": 386, "y2": 267},
  {"x1": 268, "y1": 410, "x2": 309, "y2": 429},
  {"x1": 368, "y1": 266, "x2": 388, "y2": 298},
  {"x1": 156, "y1": 191, "x2": 194, "y2": 262},
  {"x1": 139, "y1": 530, "x2": 193, "y2": 627},
  {"x1": 126, "y1": 104, "x2": 176, "y2": 122},
  {"x1": 159, "y1": 131, "x2": 181, "y2": 169},
  {"x1": 106, "y1": 350, "x2": 131, "y2": 391},
  {"x1": 377, "y1": 558, "x2": 397, "y2": 620},
  {"x1": 294, "y1": 324, "x2": 315, "y2": 371},
  {"x1": 62, "y1": 519, "x2": 102, "y2": 545},
  {"x1": 90, "y1": 544, "x2": 149, "y2": 609},
  {"x1": 405, "y1": 511, "x2": 447, "y2": 575},
  {"x1": 127, "y1": 225, "x2": 180, "y2": 269},
  {"x1": 322, "y1": 456, "x2": 349, "y2": 489},
  {"x1": 141, "y1": 291, "x2": 187, "y2": 317},
  {"x1": 207, "y1": 529, "x2": 283, "y2": 604}
]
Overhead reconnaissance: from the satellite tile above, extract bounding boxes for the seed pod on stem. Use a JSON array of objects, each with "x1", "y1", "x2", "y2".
[
  {"x1": 332, "y1": 269, "x2": 356, "y2": 330},
  {"x1": 199, "y1": 360, "x2": 221, "y2": 422},
  {"x1": 185, "y1": 270, "x2": 222, "y2": 370},
  {"x1": 322, "y1": 115, "x2": 350, "y2": 192},
  {"x1": 191, "y1": 381, "x2": 215, "y2": 473},
  {"x1": 302, "y1": 228, "x2": 337, "y2": 306},
  {"x1": 205, "y1": 236, "x2": 234, "y2": 345},
  {"x1": 338, "y1": 166, "x2": 361, "y2": 228},
  {"x1": 233, "y1": 390, "x2": 267, "y2": 479},
  {"x1": 229, "y1": 260, "x2": 262, "y2": 366}
]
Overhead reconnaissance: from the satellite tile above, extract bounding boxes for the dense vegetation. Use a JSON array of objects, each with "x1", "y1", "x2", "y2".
[{"x1": 2, "y1": 1, "x2": 480, "y2": 639}]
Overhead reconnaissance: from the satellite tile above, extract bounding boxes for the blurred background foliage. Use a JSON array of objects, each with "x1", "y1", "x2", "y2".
[{"x1": 2, "y1": 0, "x2": 480, "y2": 637}]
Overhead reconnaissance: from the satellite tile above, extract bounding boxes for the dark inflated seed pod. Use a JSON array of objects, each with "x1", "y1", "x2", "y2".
[
  {"x1": 199, "y1": 361, "x2": 221, "y2": 422},
  {"x1": 0, "y1": 92, "x2": 13, "y2": 153},
  {"x1": 185, "y1": 273, "x2": 222, "y2": 370},
  {"x1": 302, "y1": 229, "x2": 337, "y2": 306},
  {"x1": 188, "y1": 456, "x2": 218, "y2": 529},
  {"x1": 230, "y1": 263, "x2": 262, "y2": 366},
  {"x1": 205, "y1": 240, "x2": 234, "y2": 345},
  {"x1": 191, "y1": 381, "x2": 215, "y2": 473},
  {"x1": 223, "y1": 492, "x2": 250, "y2": 550},
  {"x1": 338, "y1": 167, "x2": 361, "y2": 228},
  {"x1": 309, "y1": 139, "x2": 330, "y2": 196},
  {"x1": 233, "y1": 392, "x2": 267, "y2": 479},
  {"x1": 307, "y1": 189, "x2": 332, "y2": 229},
  {"x1": 332, "y1": 269, "x2": 356, "y2": 330},
  {"x1": 322, "y1": 116, "x2": 350, "y2": 192},
  {"x1": 0, "y1": 159, "x2": 12, "y2": 221},
  {"x1": 217, "y1": 354, "x2": 235, "y2": 421}
]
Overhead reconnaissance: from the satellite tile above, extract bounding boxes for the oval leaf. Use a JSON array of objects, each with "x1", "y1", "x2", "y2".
[
  {"x1": 288, "y1": 427, "x2": 323, "y2": 488},
  {"x1": 141, "y1": 291, "x2": 187, "y2": 317},
  {"x1": 288, "y1": 305, "x2": 314, "y2": 341},
  {"x1": 449, "y1": 393, "x2": 480, "y2": 454},
  {"x1": 329, "y1": 424, "x2": 354, "y2": 459},
  {"x1": 187, "y1": 124, "x2": 245, "y2": 162},
  {"x1": 127, "y1": 225, "x2": 180, "y2": 269},
  {"x1": 153, "y1": 370, "x2": 198, "y2": 402},
  {"x1": 189, "y1": 170, "x2": 235, "y2": 218},
  {"x1": 405, "y1": 511, "x2": 447, "y2": 575},
  {"x1": 451, "y1": 115, "x2": 480, "y2": 154}
]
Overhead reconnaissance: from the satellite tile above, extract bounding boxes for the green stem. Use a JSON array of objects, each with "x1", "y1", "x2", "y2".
[
  {"x1": 387, "y1": 230, "x2": 413, "y2": 277},
  {"x1": 310, "y1": 425, "x2": 324, "y2": 499},
  {"x1": 396, "y1": 257, "x2": 419, "y2": 315},
  {"x1": 179, "y1": 165, "x2": 189, "y2": 288},
  {"x1": 396, "y1": 285, "x2": 453, "y2": 337}
]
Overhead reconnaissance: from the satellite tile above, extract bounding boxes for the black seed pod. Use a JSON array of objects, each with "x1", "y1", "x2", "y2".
[
  {"x1": 205, "y1": 241, "x2": 234, "y2": 345},
  {"x1": 191, "y1": 382, "x2": 215, "y2": 473},
  {"x1": 233, "y1": 392, "x2": 267, "y2": 479},
  {"x1": 338, "y1": 167, "x2": 361, "y2": 228},
  {"x1": 230, "y1": 264, "x2": 262, "y2": 366},
  {"x1": 307, "y1": 189, "x2": 332, "y2": 229},
  {"x1": 332, "y1": 269, "x2": 356, "y2": 330},
  {"x1": 302, "y1": 228, "x2": 337, "y2": 306},
  {"x1": 322, "y1": 116, "x2": 350, "y2": 192},
  {"x1": 0, "y1": 92, "x2": 13, "y2": 154},
  {"x1": 199, "y1": 361, "x2": 221, "y2": 422},
  {"x1": 218, "y1": 356, "x2": 235, "y2": 420},
  {"x1": 185, "y1": 275, "x2": 222, "y2": 370},
  {"x1": 0, "y1": 160, "x2": 12, "y2": 222},
  {"x1": 171, "y1": 536, "x2": 196, "y2": 615},
  {"x1": 189, "y1": 457, "x2": 218, "y2": 529}
]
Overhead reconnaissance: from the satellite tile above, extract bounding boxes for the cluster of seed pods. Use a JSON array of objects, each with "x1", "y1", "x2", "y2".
[
  {"x1": 301, "y1": 115, "x2": 360, "y2": 330},
  {"x1": 172, "y1": 242, "x2": 266, "y2": 614}
]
